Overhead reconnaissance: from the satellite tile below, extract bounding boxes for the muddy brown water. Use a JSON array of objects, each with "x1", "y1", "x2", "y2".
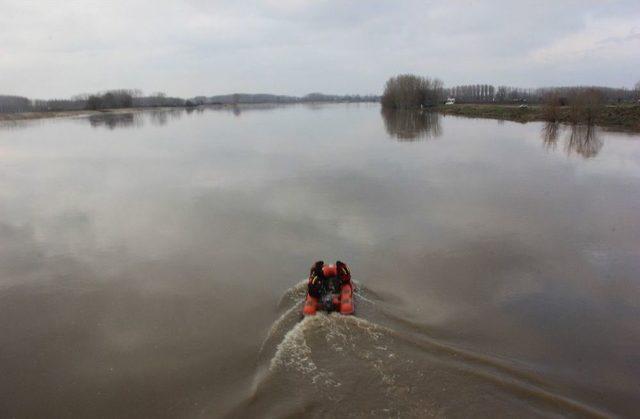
[{"x1": 1, "y1": 104, "x2": 639, "y2": 418}]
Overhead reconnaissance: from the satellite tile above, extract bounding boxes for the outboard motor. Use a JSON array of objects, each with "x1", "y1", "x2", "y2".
[{"x1": 321, "y1": 293, "x2": 335, "y2": 311}]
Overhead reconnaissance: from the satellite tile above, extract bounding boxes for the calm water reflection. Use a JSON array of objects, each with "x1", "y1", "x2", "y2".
[
  {"x1": 88, "y1": 112, "x2": 143, "y2": 129},
  {"x1": 543, "y1": 122, "x2": 604, "y2": 158},
  {"x1": 0, "y1": 104, "x2": 639, "y2": 418},
  {"x1": 381, "y1": 108, "x2": 442, "y2": 141}
]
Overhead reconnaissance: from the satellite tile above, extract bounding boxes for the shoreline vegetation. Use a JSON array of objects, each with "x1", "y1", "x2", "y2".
[
  {"x1": 0, "y1": 101, "x2": 375, "y2": 123},
  {"x1": 0, "y1": 91, "x2": 379, "y2": 124},
  {"x1": 2, "y1": 76, "x2": 639, "y2": 131},
  {"x1": 2, "y1": 102, "x2": 639, "y2": 132},
  {"x1": 0, "y1": 90, "x2": 379, "y2": 119},
  {"x1": 380, "y1": 74, "x2": 640, "y2": 132}
]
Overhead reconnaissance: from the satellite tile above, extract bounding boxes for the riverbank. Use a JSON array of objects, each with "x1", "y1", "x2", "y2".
[
  {"x1": 0, "y1": 106, "x2": 202, "y2": 123},
  {"x1": 436, "y1": 104, "x2": 640, "y2": 131},
  {"x1": 0, "y1": 102, "x2": 364, "y2": 123}
]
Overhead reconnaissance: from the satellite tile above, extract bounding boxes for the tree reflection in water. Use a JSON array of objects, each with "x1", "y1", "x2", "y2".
[
  {"x1": 88, "y1": 113, "x2": 142, "y2": 130},
  {"x1": 149, "y1": 109, "x2": 185, "y2": 126},
  {"x1": 566, "y1": 124, "x2": 603, "y2": 158},
  {"x1": 542, "y1": 121, "x2": 561, "y2": 151},
  {"x1": 542, "y1": 122, "x2": 603, "y2": 158},
  {"x1": 381, "y1": 108, "x2": 442, "y2": 142}
]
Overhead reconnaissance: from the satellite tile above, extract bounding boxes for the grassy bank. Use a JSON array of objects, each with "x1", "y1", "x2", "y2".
[{"x1": 436, "y1": 104, "x2": 640, "y2": 131}]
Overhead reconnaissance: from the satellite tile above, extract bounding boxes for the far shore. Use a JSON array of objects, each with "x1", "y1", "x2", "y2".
[
  {"x1": 0, "y1": 101, "x2": 370, "y2": 123},
  {"x1": 3, "y1": 102, "x2": 640, "y2": 132}
]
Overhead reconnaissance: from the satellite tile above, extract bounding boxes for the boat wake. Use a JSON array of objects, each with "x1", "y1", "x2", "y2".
[{"x1": 228, "y1": 281, "x2": 609, "y2": 418}]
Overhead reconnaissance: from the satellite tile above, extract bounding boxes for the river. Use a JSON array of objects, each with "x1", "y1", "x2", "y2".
[{"x1": 1, "y1": 104, "x2": 639, "y2": 418}]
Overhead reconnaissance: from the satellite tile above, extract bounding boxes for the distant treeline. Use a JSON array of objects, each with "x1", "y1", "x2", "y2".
[
  {"x1": 381, "y1": 74, "x2": 640, "y2": 110},
  {"x1": 0, "y1": 90, "x2": 194, "y2": 113},
  {"x1": 3, "y1": 80, "x2": 638, "y2": 115},
  {"x1": 85, "y1": 90, "x2": 190, "y2": 110},
  {"x1": 0, "y1": 90, "x2": 379, "y2": 114},
  {"x1": 444, "y1": 83, "x2": 640, "y2": 126},
  {"x1": 445, "y1": 84, "x2": 639, "y2": 104},
  {"x1": 194, "y1": 92, "x2": 379, "y2": 105}
]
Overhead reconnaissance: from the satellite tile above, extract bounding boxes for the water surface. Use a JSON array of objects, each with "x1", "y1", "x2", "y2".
[{"x1": 1, "y1": 104, "x2": 639, "y2": 418}]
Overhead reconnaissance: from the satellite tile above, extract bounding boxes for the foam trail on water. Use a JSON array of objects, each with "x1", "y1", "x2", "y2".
[
  {"x1": 355, "y1": 292, "x2": 376, "y2": 305},
  {"x1": 268, "y1": 314, "x2": 344, "y2": 387},
  {"x1": 258, "y1": 303, "x2": 300, "y2": 356},
  {"x1": 277, "y1": 279, "x2": 308, "y2": 308},
  {"x1": 247, "y1": 282, "x2": 612, "y2": 418},
  {"x1": 269, "y1": 317, "x2": 316, "y2": 373}
]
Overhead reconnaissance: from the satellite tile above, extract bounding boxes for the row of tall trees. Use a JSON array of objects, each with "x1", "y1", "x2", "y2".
[
  {"x1": 0, "y1": 95, "x2": 32, "y2": 113},
  {"x1": 302, "y1": 93, "x2": 379, "y2": 103},
  {"x1": 447, "y1": 85, "x2": 496, "y2": 102},
  {"x1": 203, "y1": 93, "x2": 379, "y2": 105},
  {"x1": 0, "y1": 95, "x2": 87, "y2": 112},
  {"x1": 33, "y1": 98, "x2": 86, "y2": 111},
  {"x1": 446, "y1": 84, "x2": 639, "y2": 104},
  {"x1": 380, "y1": 74, "x2": 640, "y2": 109},
  {"x1": 381, "y1": 75, "x2": 639, "y2": 108}
]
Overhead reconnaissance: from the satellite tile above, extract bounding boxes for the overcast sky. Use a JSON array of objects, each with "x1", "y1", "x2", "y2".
[{"x1": 1, "y1": 0, "x2": 639, "y2": 98}]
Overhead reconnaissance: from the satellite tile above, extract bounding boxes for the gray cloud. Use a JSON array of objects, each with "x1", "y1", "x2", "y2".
[{"x1": 1, "y1": 0, "x2": 638, "y2": 98}]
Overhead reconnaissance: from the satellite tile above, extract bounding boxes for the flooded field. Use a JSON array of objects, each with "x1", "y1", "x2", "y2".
[{"x1": 1, "y1": 104, "x2": 639, "y2": 418}]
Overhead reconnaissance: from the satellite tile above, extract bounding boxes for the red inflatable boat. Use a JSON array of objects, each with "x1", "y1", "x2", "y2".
[{"x1": 303, "y1": 261, "x2": 354, "y2": 316}]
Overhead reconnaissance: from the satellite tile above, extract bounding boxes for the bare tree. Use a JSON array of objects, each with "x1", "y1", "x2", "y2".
[
  {"x1": 568, "y1": 88, "x2": 604, "y2": 125},
  {"x1": 542, "y1": 92, "x2": 561, "y2": 122},
  {"x1": 381, "y1": 74, "x2": 443, "y2": 109}
]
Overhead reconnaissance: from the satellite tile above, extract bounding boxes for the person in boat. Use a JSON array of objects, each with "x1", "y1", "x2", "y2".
[
  {"x1": 304, "y1": 260, "x2": 354, "y2": 315},
  {"x1": 307, "y1": 260, "x2": 351, "y2": 298}
]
